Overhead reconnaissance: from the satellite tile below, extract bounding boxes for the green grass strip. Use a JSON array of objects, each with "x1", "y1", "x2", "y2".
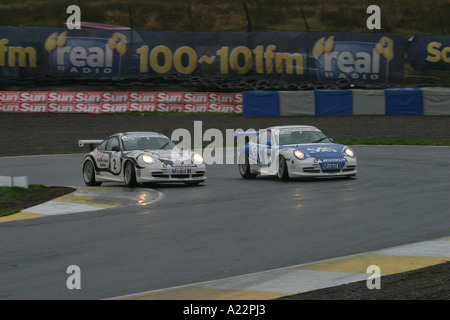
[
  {"x1": 334, "y1": 138, "x2": 450, "y2": 146},
  {"x1": 0, "y1": 184, "x2": 45, "y2": 217}
]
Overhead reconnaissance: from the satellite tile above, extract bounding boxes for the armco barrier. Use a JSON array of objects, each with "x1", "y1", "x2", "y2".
[
  {"x1": 2, "y1": 88, "x2": 449, "y2": 116},
  {"x1": 0, "y1": 91, "x2": 243, "y2": 114},
  {"x1": 243, "y1": 87, "x2": 450, "y2": 116},
  {"x1": 422, "y1": 87, "x2": 450, "y2": 115},
  {"x1": 351, "y1": 89, "x2": 385, "y2": 115},
  {"x1": 314, "y1": 90, "x2": 352, "y2": 115},
  {"x1": 278, "y1": 91, "x2": 315, "y2": 116},
  {"x1": 385, "y1": 88, "x2": 423, "y2": 115},
  {"x1": 242, "y1": 91, "x2": 279, "y2": 116}
]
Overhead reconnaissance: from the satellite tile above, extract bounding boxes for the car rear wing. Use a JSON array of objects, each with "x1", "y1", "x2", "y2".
[
  {"x1": 78, "y1": 140, "x2": 103, "y2": 151},
  {"x1": 234, "y1": 131, "x2": 259, "y2": 137}
]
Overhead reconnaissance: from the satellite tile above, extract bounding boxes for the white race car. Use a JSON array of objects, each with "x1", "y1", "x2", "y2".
[
  {"x1": 79, "y1": 132, "x2": 206, "y2": 187},
  {"x1": 237, "y1": 125, "x2": 357, "y2": 180}
]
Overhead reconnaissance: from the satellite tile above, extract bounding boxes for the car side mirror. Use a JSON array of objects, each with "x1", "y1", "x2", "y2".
[
  {"x1": 112, "y1": 146, "x2": 121, "y2": 152},
  {"x1": 267, "y1": 140, "x2": 272, "y2": 148},
  {"x1": 329, "y1": 138, "x2": 334, "y2": 143}
]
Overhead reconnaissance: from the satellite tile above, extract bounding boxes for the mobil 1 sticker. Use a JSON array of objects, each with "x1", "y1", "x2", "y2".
[{"x1": 172, "y1": 168, "x2": 191, "y2": 174}]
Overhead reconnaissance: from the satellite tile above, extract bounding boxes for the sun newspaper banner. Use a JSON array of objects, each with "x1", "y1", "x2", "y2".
[
  {"x1": 407, "y1": 34, "x2": 450, "y2": 71},
  {"x1": 0, "y1": 26, "x2": 406, "y2": 84},
  {"x1": 0, "y1": 91, "x2": 243, "y2": 113}
]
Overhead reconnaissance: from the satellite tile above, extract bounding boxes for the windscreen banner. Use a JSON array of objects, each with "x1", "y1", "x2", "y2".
[
  {"x1": 0, "y1": 26, "x2": 405, "y2": 83},
  {"x1": 407, "y1": 34, "x2": 450, "y2": 71}
]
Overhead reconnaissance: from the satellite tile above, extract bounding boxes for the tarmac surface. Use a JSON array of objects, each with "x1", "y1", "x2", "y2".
[
  {"x1": 1, "y1": 112, "x2": 449, "y2": 300},
  {"x1": 1, "y1": 113, "x2": 449, "y2": 156}
]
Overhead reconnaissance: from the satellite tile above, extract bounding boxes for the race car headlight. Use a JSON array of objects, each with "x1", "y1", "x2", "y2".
[
  {"x1": 141, "y1": 154, "x2": 154, "y2": 164},
  {"x1": 191, "y1": 152, "x2": 204, "y2": 163},
  {"x1": 293, "y1": 150, "x2": 305, "y2": 160},
  {"x1": 344, "y1": 147, "x2": 355, "y2": 158}
]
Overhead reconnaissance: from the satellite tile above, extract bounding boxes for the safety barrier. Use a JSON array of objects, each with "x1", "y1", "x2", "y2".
[
  {"x1": 1, "y1": 87, "x2": 449, "y2": 116},
  {"x1": 243, "y1": 87, "x2": 450, "y2": 116}
]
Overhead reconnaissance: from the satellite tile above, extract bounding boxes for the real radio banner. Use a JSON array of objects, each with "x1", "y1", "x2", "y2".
[
  {"x1": 0, "y1": 26, "x2": 406, "y2": 84},
  {"x1": 407, "y1": 34, "x2": 450, "y2": 71}
]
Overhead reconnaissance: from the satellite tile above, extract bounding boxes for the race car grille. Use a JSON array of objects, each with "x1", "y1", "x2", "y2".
[
  {"x1": 151, "y1": 172, "x2": 205, "y2": 179},
  {"x1": 303, "y1": 166, "x2": 356, "y2": 174},
  {"x1": 192, "y1": 173, "x2": 205, "y2": 177},
  {"x1": 303, "y1": 167, "x2": 321, "y2": 173},
  {"x1": 323, "y1": 169, "x2": 341, "y2": 173}
]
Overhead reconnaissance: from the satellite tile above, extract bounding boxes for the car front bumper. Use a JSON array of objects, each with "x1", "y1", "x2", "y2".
[
  {"x1": 135, "y1": 164, "x2": 207, "y2": 183},
  {"x1": 287, "y1": 157, "x2": 357, "y2": 178}
]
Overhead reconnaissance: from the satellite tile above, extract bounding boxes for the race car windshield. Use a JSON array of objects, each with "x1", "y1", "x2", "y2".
[
  {"x1": 122, "y1": 136, "x2": 177, "y2": 151},
  {"x1": 278, "y1": 130, "x2": 332, "y2": 145}
]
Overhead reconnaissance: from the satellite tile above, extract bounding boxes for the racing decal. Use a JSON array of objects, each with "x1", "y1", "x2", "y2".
[
  {"x1": 164, "y1": 163, "x2": 198, "y2": 167},
  {"x1": 93, "y1": 150, "x2": 109, "y2": 169},
  {"x1": 317, "y1": 158, "x2": 347, "y2": 163},
  {"x1": 319, "y1": 162, "x2": 344, "y2": 170},
  {"x1": 171, "y1": 168, "x2": 192, "y2": 174},
  {"x1": 306, "y1": 147, "x2": 338, "y2": 153},
  {"x1": 89, "y1": 150, "x2": 127, "y2": 176},
  {"x1": 248, "y1": 144, "x2": 272, "y2": 166},
  {"x1": 110, "y1": 152, "x2": 122, "y2": 174}
]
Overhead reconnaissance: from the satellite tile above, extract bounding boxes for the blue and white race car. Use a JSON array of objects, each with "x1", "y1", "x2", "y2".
[
  {"x1": 237, "y1": 125, "x2": 357, "y2": 180},
  {"x1": 79, "y1": 132, "x2": 206, "y2": 187}
]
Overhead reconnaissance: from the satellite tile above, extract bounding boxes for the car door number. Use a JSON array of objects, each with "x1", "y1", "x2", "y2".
[
  {"x1": 250, "y1": 145, "x2": 270, "y2": 166},
  {"x1": 110, "y1": 153, "x2": 121, "y2": 174}
]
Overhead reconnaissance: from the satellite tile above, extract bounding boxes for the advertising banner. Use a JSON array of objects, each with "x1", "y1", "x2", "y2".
[
  {"x1": 0, "y1": 26, "x2": 405, "y2": 83},
  {"x1": 0, "y1": 91, "x2": 243, "y2": 114},
  {"x1": 407, "y1": 34, "x2": 450, "y2": 71}
]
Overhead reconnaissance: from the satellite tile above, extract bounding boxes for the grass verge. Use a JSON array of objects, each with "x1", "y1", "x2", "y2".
[
  {"x1": 334, "y1": 138, "x2": 450, "y2": 146},
  {"x1": 0, "y1": 185, "x2": 75, "y2": 217}
]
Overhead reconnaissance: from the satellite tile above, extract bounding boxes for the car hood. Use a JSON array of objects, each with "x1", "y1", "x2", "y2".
[
  {"x1": 282, "y1": 143, "x2": 346, "y2": 158},
  {"x1": 131, "y1": 149, "x2": 193, "y2": 162}
]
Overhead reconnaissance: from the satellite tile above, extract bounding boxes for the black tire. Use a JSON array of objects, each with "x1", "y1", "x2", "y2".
[
  {"x1": 82, "y1": 160, "x2": 102, "y2": 186},
  {"x1": 277, "y1": 156, "x2": 289, "y2": 181},
  {"x1": 124, "y1": 161, "x2": 138, "y2": 187},
  {"x1": 239, "y1": 155, "x2": 257, "y2": 179}
]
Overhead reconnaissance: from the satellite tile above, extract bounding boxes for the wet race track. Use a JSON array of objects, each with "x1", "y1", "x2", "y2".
[{"x1": 0, "y1": 145, "x2": 449, "y2": 299}]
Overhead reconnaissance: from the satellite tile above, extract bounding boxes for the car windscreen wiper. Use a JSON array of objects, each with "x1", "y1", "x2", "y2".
[
  {"x1": 313, "y1": 137, "x2": 328, "y2": 143},
  {"x1": 159, "y1": 141, "x2": 172, "y2": 149}
]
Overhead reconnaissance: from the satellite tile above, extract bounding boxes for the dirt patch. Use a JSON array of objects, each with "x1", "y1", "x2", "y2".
[
  {"x1": 0, "y1": 186, "x2": 75, "y2": 216},
  {"x1": 278, "y1": 261, "x2": 450, "y2": 300}
]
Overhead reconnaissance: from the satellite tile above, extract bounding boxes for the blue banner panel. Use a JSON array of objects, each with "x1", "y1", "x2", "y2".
[
  {"x1": 385, "y1": 89, "x2": 423, "y2": 115},
  {"x1": 315, "y1": 90, "x2": 352, "y2": 115},
  {"x1": 408, "y1": 35, "x2": 450, "y2": 71},
  {"x1": 0, "y1": 26, "x2": 405, "y2": 84},
  {"x1": 242, "y1": 91, "x2": 279, "y2": 116}
]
